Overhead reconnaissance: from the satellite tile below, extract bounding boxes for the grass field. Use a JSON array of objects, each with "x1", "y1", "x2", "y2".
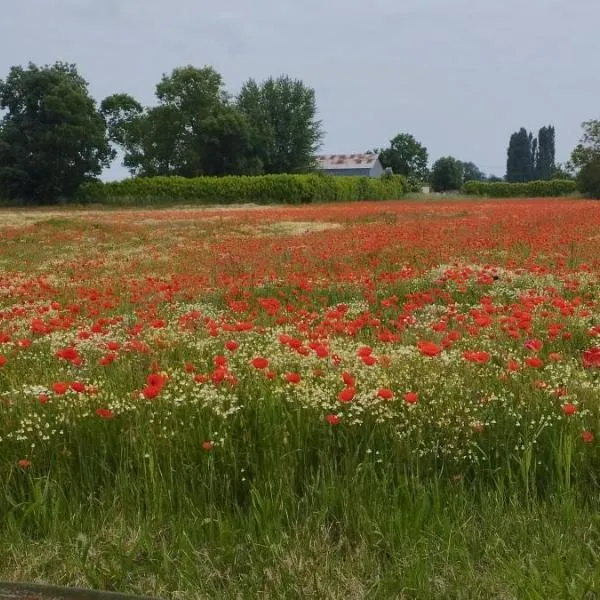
[{"x1": 1, "y1": 198, "x2": 600, "y2": 599}]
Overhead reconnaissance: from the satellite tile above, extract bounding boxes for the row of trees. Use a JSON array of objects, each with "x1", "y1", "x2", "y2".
[
  {"x1": 506, "y1": 126, "x2": 557, "y2": 182},
  {"x1": 0, "y1": 62, "x2": 323, "y2": 202},
  {"x1": 1, "y1": 60, "x2": 599, "y2": 201},
  {"x1": 375, "y1": 133, "x2": 488, "y2": 192}
]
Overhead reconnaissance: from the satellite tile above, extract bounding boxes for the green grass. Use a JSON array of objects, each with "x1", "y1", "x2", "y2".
[{"x1": 2, "y1": 479, "x2": 600, "y2": 599}]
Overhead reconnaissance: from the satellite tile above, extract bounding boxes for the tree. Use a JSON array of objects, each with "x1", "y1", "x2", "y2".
[
  {"x1": 535, "y1": 125, "x2": 556, "y2": 180},
  {"x1": 570, "y1": 120, "x2": 600, "y2": 171},
  {"x1": 506, "y1": 128, "x2": 535, "y2": 182},
  {"x1": 102, "y1": 65, "x2": 257, "y2": 177},
  {"x1": 0, "y1": 62, "x2": 112, "y2": 202},
  {"x1": 237, "y1": 76, "x2": 323, "y2": 174},
  {"x1": 577, "y1": 158, "x2": 600, "y2": 198},
  {"x1": 431, "y1": 157, "x2": 464, "y2": 192},
  {"x1": 461, "y1": 161, "x2": 485, "y2": 182},
  {"x1": 551, "y1": 163, "x2": 574, "y2": 180},
  {"x1": 376, "y1": 133, "x2": 428, "y2": 181}
]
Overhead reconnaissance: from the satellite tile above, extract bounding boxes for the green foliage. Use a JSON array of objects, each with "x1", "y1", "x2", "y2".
[
  {"x1": 375, "y1": 133, "x2": 429, "y2": 181},
  {"x1": 463, "y1": 179, "x2": 577, "y2": 197},
  {"x1": 461, "y1": 161, "x2": 485, "y2": 182},
  {"x1": 102, "y1": 66, "x2": 258, "y2": 178},
  {"x1": 78, "y1": 174, "x2": 408, "y2": 206},
  {"x1": 0, "y1": 62, "x2": 112, "y2": 203},
  {"x1": 506, "y1": 128, "x2": 536, "y2": 183},
  {"x1": 507, "y1": 126, "x2": 556, "y2": 183},
  {"x1": 576, "y1": 158, "x2": 600, "y2": 198},
  {"x1": 431, "y1": 156, "x2": 464, "y2": 192},
  {"x1": 570, "y1": 120, "x2": 600, "y2": 171},
  {"x1": 237, "y1": 76, "x2": 323, "y2": 174},
  {"x1": 535, "y1": 125, "x2": 556, "y2": 180}
]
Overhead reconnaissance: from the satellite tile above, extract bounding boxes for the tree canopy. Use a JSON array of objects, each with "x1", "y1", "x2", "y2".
[
  {"x1": 431, "y1": 157, "x2": 464, "y2": 192},
  {"x1": 376, "y1": 133, "x2": 429, "y2": 181},
  {"x1": 0, "y1": 62, "x2": 112, "y2": 202},
  {"x1": 237, "y1": 75, "x2": 323, "y2": 174},
  {"x1": 506, "y1": 126, "x2": 556, "y2": 182}
]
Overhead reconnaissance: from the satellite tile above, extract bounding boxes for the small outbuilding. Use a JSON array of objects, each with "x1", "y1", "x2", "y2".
[{"x1": 316, "y1": 153, "x2": 385, "y2": 178}]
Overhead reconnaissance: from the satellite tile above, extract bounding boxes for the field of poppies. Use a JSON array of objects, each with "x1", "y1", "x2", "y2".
[{"x1": 2, "y1": 198, "x2": 600, "y2": 599}]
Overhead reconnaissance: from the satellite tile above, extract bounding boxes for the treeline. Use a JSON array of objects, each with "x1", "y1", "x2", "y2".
[{"x1": 0, "y1": 62, "x2": 324, "y2": 204}]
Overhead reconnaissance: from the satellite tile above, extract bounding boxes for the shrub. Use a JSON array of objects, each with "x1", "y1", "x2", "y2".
[
  {"x1": 576, "y1": 159, "x2": 600, "y2": 199},
  {"x1": 462, "y1": 180, "x2": 577, "y2": 198},
  {"x1": 77, "y1": 174, "x2": 408, "y2": 206}
]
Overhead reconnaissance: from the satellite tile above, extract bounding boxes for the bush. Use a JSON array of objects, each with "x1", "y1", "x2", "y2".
[
  {"x1": 77, "y1": 174, "x2": 408, "y2": 206},
  {"x1": 576, "y1": 159, "x2": 600, "y2": 199},
  {"x1": 462, "y1": 179, "x2": 577, "y2": 198}
]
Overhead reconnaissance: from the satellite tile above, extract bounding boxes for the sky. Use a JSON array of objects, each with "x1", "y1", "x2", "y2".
[{"x1": 1, "y1": 0, "x2": 598, "y2": 180}]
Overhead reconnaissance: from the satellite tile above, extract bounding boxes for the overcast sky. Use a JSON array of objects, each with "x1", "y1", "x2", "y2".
[{"x1": 1, "y1": 0, "x2": 598, "y2": 180}]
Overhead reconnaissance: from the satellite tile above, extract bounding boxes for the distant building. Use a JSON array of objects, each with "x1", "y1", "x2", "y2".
[{"x1": 316, "y1": 153, "x2": 385, "y2": 178}]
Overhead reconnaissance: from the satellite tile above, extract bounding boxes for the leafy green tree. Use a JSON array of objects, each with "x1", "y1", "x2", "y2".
[
  {"x1": 551, "y1": 163, "x2": 574, "y2": 180},
  {"x1": 506, "y1": 128, "x2": 535, "y2": 182},
  {"x1": 461, "y1": 161, "x2": 485, "y2": 182},
  {"x1": 376, "y1": 133, "x2": 429, "y2": 181},
  {"x1": 102, "y1": 65, "x2": 257, "y2": 177},
  {"x1": 431, "y1": 157, "x2": 464, "y2": 192},
  {"x1": 237, "y1": 76, "x2": 323, "y2": 174},
  {"x1": 0, "y1": 62, "x2": 112, "y2": 203},
  {"x1": 535, "y1": 125, "x2": 556, "y2": 180},
  {"x1": 576, "y1": 158, "x2": 600, "y2": 198},
  {"x1": 570, "y1": 120, "x2": 600, "y2": 171}
]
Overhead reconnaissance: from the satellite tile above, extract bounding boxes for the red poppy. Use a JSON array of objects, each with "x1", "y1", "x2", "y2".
[
  {"x1": 506, "y1": 359, "x2": 521, "y2": 372},
  {"x1": 338, "y1": 387, "x2": 356, "y2": 403},
  {"x1": 202, "y1": 441, "x2": 214, "y2": 451},
  {"x1": 39, "y1": 393, "x2": 49, "y2": 405},
  {"x1": 342, "y1": 371, "x2": 355, "y2": 387},
  {"x1": 194, "y1": 374, "x2": 209, "y2": 384},
  {"x1": 225, "y1": 340, "x2": 239, "y2": 352},
  {"x1": 417, "y1": 341, "x2": 442, "y2": 357},
  {"x1": 361, "y1": 355, "x2": 377, "y2": 366},
  {"x1": 377, "y1": 388, "x2": 394, "y2": 400},
  {"x1": 463, "y1": 350, "x2": 491, "y2": 364},
  {"x1": 525, "y1": 357, "x2": 544, "y2": 369},
  {"x1": 142, "y1": 385, "x2": 161, "y2": 400},
  {"x1": 583, "y1": 347, "x2": 600, "y2": 369},
  {"x1": 315, "y1": 346, "x2": 328, "y2": 358},
  {"x1": 524, "y1": 339, "x2": 543, "y2": 352},
  {"x1": 285, "y1": 372, "x2": 301, "y2": 384},
  {"x1": 52, "y1": 382, "x2": 69, "y2": 395},
  {"x1": 214, "y1": 355, "x2": 227, "y2": 368},
  {"x1": 326, "y1": 414, "x2": 341, "y2": 426},
  {"x1": 70, "y1": 381, "x2": 86, "y2": 393},
  {"x1": 147, "y1": 373, "x2": 166, "y2": 388},
  {"x1": 404, "y1": 392, "x2": 419, "y2": 404},
  {"x1": 99, "y1": 353, "x2": 117, "y2": 366},
  {"x1": 582, "y1": 431, "x2": 594, "y2": 443},
  {"x1": 0, "y1": 356, "x2": 6, "y2": 367},
  {"x1": 252, "y1": 357, "x2": 269, "y2": 369},
  {"x1": 96, "y1": 408, "x2": 114, "y2": 419},
  {"x1": 562, "y1": 403, "x2": 577, "y2": 416},
  {"x1": 17, "y1": 459, "x2": 31, "y2": 469},
  {"x1": 357, "y1": 346, "x2": 373, "y2": 357}
]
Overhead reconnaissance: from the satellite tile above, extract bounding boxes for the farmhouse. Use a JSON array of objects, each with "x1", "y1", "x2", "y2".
[{"x1": 317, "y1": 153, "x2": 385, "y2": 177}]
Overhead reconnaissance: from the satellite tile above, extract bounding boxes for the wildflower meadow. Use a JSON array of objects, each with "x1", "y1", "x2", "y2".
[{"x1": 1, "y1": 198, "x2": 600, "y2": 599}]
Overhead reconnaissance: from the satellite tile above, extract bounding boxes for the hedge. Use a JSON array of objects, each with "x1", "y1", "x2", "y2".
[
  {"x1": 462, "y1": 180, "x2": 577, "y2": 198},
  {"x1": 77, "y1": 174, "x2": 408, "y2": 206}
]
